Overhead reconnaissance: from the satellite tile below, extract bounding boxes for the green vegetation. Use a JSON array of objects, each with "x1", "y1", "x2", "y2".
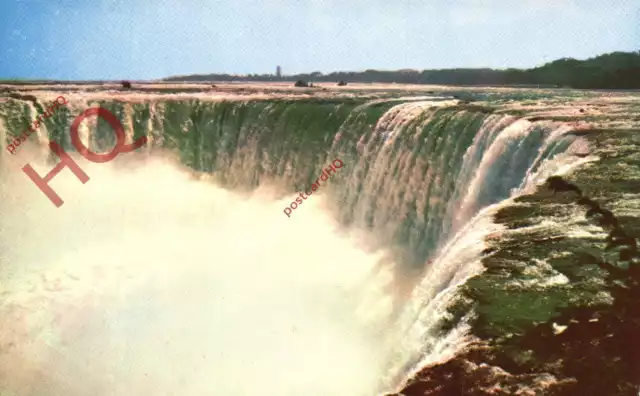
[
  {"x1": 165, "y1": 51, "x2": 640, "y2": 89},
  {"x1": 392, "y1": 129, "x2": 640, "y2": 396}
]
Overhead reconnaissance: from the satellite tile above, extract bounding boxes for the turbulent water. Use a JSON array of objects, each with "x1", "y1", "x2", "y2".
[{"x1": 0, "y1": 85, "x2": 620, "y2": 395}]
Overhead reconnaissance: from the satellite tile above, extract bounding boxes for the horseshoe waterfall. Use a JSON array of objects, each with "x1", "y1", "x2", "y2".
[{"x1": 1, "y1": 86, "x2": 639, "y2": 396}]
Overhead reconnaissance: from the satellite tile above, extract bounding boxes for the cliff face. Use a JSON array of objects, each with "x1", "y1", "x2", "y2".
[
  {"x1": 390, "y1": 129, "x2": 640, "y2": 396},
  {"x1": 2, "y1": 86, "x2": 639, "y2": 396}
]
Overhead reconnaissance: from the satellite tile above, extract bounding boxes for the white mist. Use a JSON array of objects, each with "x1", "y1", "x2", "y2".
[{"x1": 0, "y1": 151, "x2": 398, "y2": 396}]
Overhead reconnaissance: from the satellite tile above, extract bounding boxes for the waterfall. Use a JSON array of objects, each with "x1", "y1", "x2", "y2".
[{"x1": 0, "y1": 94, "x2": 584, "y2": 396}]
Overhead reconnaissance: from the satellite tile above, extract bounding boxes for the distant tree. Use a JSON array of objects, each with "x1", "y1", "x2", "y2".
[
  {"x1": 121, "y1": 80, "x2": 132, "y2": 89},
  {"x1": 163, "y1": 51, "x2": 640, "y2": 89}
]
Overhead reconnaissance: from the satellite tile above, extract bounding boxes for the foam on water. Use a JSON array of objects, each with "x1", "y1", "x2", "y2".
[{"x1": 0, "y1": 152, "x2": 400, "y2": 396}]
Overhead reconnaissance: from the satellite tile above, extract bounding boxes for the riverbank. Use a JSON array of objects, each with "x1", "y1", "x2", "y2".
[{"x1": 388, "y1": 128, "x2": 640, "y2": 396}]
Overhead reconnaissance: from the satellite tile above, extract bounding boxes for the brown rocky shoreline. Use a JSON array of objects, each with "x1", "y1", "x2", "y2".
[{"x1": 386, "y1": 129, "x2": 640, "y2": 396}]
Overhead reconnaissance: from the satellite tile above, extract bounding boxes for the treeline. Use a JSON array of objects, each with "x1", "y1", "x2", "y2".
[{"x1": 164, "y1": 51, "x2": 640, "y2": 89}]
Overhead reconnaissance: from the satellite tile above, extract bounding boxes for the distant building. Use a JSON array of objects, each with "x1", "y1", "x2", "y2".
[{"x1": 276, "y1": 66, "x2": 282, "y2": 78}]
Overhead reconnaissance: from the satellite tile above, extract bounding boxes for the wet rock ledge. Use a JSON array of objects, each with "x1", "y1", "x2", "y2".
[{"x1": 388, "y1": 129, "x2": 640, "y2": 396}]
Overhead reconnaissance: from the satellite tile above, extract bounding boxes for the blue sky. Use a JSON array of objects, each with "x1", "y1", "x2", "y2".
[{"x1": 0, "y1": 0, "x2": 638, "y2": 80}]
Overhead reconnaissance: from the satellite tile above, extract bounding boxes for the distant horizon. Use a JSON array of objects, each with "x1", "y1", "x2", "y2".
[
  {"x1": 1, "y1": 49, "x2": 638, "y2": 83},
  {"x1": 1, "y1": 0, "x2": 638, "y2": 80},
  {"x1": 162, "y1": 49, "x2": 639, "y2": 80}
]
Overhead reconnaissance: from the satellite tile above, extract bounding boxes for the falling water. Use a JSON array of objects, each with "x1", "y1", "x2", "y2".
[{"x1": 0, "y1": 93, "x2": 586, "y2": 396}]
